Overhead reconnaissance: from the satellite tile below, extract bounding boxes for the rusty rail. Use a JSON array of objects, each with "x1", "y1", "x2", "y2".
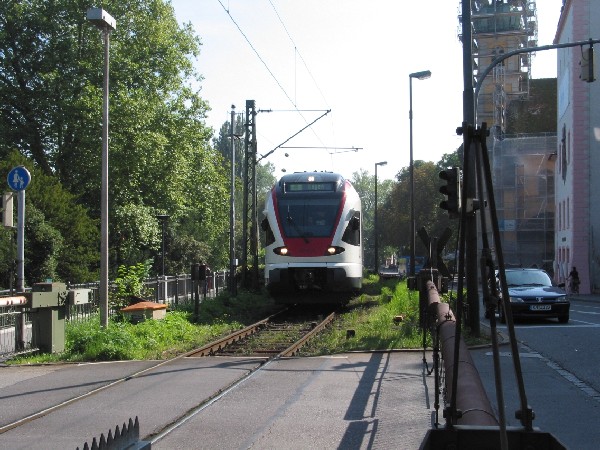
[
  {"x1": 425, "y1": 280, "x2": 498, "y2": 427},
  {"x1": 186, "y1": 316, "x2": 272, "y2": 357},
  {"x1": 280, "y1": 311, "x2": 336, "y2": 357}
]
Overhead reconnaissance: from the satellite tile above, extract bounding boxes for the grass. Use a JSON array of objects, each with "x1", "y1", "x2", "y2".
[
  {"x1": 6, "y1": 276, "x2": 487, "y2": 364},
  {"x1": 300, "y1": 275, "x2": 426, "y2": 355},
  {"x1": 7, "y1": 290, "x2": 280, "y2": 365}
]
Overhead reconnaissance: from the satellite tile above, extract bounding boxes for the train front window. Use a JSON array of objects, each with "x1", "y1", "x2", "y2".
[{"x1": 278, "y1": 199, "x2": 340, "y2": 238}]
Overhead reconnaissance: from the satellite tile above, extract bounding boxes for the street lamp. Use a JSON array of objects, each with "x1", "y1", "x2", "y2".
[
  {"x1": 229, "y1": 105, "x2": 237, "y2": 296},
  {"x1": 409, "y1": 70, "x2": 431, "y2": 277},
  {"x1": 374, "y1": 161, "x2": 387, "y2": 272},
  {"x1": 156, "y1": 215, "x2": 169, "y2": 277},
  {"x1": 87, "y1": 7, "x2": 116, "y2": 328}
]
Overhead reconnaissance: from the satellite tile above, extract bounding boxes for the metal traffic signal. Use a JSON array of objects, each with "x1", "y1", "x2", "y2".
[
  {"x1": 439, "y1": 167, "x2": 461, "y2": 218},
  {"x1": 580, "y1": 46, "x2": 596, "y2": 82}
]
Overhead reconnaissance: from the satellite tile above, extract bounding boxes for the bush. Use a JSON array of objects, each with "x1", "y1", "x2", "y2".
[{"x1": 110, "y1": 261, "x2": 154, "y2": 311}]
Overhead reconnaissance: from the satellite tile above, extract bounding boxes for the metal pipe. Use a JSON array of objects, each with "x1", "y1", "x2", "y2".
[{"x1": 426, "y1": 281, "x2": 498, "y2": 427}]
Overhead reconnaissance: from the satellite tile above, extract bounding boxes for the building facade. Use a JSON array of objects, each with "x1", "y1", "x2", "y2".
[{"x1": 554, "y1": 0, "x2": 600, "y2": 293}]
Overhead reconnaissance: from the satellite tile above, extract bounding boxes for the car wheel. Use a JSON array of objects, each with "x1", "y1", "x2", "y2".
[{"x1": 558, "y1": 314, "x2": 569, "y2": 324}]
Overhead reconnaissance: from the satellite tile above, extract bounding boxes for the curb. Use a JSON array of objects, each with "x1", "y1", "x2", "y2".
[{"x1": 479, "y1": 319, "x2": 510, "y2": 346}]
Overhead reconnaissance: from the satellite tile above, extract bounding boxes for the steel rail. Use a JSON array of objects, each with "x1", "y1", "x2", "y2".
[
  {"x1": 279, "y1": 311, "x2": 336, "y2": 357},
  {"x1": 186, "y1": 317, "x2": 271, "y2": 357},
  {"x1": 0, "y1": 306, "x2": 333, "y2": 437},
  {"x1": 0, "y1": 310, "x2": 286, "y2": 434},
  {"x1": 147, "y1": 307, "x2": 338, "y2": 445}
]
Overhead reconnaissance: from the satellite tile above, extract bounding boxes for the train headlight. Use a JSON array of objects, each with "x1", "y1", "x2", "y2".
[
  {"x1": 274, "y1": 247, "x2": 289, "y2": 256},
  {"x1": 326, "y1": 246, "x2": 345, "y2": 255}
]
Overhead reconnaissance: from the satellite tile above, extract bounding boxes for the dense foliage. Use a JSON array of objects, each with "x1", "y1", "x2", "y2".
[
  {"x1": 380, "y1": 160, "x2": 460, "y2": 262},
  {"x1": 0, "y1": 153, "x2": 99, "y2": 285},
  {"x1": 350, "y1": 169, "x2": 393, "y2": 270},
  {"x1": 0, "y1": 0, "x2": 230, "y2": 286}
]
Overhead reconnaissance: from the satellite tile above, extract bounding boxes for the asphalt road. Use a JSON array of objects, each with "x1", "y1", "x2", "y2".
[
  {"x1": 472, "y1": 296, "x2": 600, "y2": 449},
  {"x1": 0, "y1": 296, "x2": 597, "y2": 449},
  {"x1": 0, "y1": 352, "x2": 435, "y2": 449}
]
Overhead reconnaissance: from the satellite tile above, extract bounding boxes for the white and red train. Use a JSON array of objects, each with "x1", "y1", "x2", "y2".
[{"x1": 262, "y1": 172, "x2": 363, "y2": 302}]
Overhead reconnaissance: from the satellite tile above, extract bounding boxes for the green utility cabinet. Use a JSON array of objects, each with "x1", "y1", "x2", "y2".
[{"x1": 29, "y1": 282, "x2": 68, "y2": 353}]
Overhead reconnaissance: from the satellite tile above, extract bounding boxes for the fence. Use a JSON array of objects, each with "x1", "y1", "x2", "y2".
[{"x1": 0, "y1": 270, "x2": 230, "y2": 360}]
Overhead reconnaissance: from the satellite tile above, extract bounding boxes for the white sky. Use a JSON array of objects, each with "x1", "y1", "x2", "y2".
[{"x1": 171, "y1": 0, "x2": 563, "y2": 181}]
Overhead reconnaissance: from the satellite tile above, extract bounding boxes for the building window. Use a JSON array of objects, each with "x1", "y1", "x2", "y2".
[
  {"x1": 558, "y1": 202, "x2": 562, "y2": 231},
  {"x1": 560, "y1": 125, "x2": 567, "y2": 183},
  {"x1": 568, "y1": 130, "x2": 571, "y2": 165}
]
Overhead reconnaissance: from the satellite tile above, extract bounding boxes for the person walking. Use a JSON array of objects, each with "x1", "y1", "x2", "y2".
[{"x1": 569, "y1": 266, "x2": 580, "y2": 294}]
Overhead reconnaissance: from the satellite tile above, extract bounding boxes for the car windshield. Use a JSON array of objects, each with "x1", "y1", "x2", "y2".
[{"x1": 505, "y1": 270, "x2": 552, "y2": 287}]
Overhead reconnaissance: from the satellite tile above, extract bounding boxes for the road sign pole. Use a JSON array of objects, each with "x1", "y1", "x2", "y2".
[{"x1": 16, "y1": 190, "x2": 25, "y2": 291}]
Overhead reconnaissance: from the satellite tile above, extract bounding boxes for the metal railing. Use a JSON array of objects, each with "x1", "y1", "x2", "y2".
[{"x1": 0, "y1": 270, "x2": 230, "y2": 360}]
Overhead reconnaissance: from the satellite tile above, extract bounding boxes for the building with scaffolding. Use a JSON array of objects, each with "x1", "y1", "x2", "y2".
[
  {"x1": 461, "y1": 1, "x2": 559, "y2": 272},
  {"x1": 491, "y1": 132, "x2": 556, "y2": 271},
  {"x1": 468, "y1": 0, "x2": 538, "y2": 135}
]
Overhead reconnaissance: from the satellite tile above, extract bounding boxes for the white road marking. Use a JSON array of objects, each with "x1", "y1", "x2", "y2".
[{"x1": 485, "y1": 346, "x2": 600, "y2": 403}]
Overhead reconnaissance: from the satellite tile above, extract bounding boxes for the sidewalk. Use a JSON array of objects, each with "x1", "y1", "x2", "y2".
[{"x1": 568, "y1": 292, "x2": 600, "y2": 303}]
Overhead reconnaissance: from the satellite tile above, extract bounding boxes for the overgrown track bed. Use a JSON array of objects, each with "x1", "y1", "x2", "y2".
[{"x1": 188, "y1": 305, "x2": 338, "y2": 358}]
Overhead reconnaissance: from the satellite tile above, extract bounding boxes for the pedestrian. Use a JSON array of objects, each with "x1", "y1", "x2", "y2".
[{"x1": 569, "y1": 266, "x2": 580, "y2": 294}]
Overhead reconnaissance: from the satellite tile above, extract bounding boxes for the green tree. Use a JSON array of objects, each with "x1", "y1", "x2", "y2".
[
  {"x1": 1, "y1": 1, "x2": 230, "y2": 276},
  {"x1": 24, "y1": 204, "x2": 63, "y2": 283},
  {"x1": 213, "y1": 116, "x2": 246, "y2": 180},
  {"x1": 350, "y1": 169, "x2": 392, "y2": 270},
  {"x1": 381, "y1": 161, "x2": 457, "y2": 262},
  {"x1": 1, "y1": 153, "x2": 99, "y2": 285},
  {"x1": 438, "y1": 151, "x2": 462, "y2": 170}
]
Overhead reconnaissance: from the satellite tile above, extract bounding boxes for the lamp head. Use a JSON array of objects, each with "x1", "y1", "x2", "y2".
[
  {"x1": 86, "y1": 8, "x2": 116, "y2": 31},
  {"x1": 410, "y1": 70, "x2": 432, "y2": 80}
]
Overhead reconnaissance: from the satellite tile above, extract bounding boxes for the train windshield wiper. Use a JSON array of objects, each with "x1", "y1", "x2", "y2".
[{"x1": 286, "y1": 208, "x2": 309, "y2": 243}]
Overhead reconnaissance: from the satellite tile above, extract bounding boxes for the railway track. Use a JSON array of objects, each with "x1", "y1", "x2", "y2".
[
  {"x1": 188, "y1": 305, "x2": 337, "y2": 358},
  {"x1": 0, "y1": 305, "x2": 338, "y2": 440}
]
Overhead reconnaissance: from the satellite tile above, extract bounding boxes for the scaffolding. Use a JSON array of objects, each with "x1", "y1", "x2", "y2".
[
  {"x1": 491, "y1": 133, "x2": 556, "y2": 271},
  {"x1": 460, "y1": 1, "x2": 538, "y2": 137}
]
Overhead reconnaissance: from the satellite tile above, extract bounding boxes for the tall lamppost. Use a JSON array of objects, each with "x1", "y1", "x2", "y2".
[
  {"x1": 87, "y1": 8, "x2": 116, "y2": 328},
  {"x1": 229, "y1": 105, "x2": 237, "y2": 296},
  {"x1": 156, "y1": 215, "x2": 169, "y2": 277},
  {"x1": 409, "y1": 70, "x2": 431, "y2": 277},
  {"x1": 374, "y1": 161, "x2": 387, "y2": 272}
]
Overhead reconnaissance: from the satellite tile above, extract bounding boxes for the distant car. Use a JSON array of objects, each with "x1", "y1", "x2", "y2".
[
  {"x1": 497, "y1": 268, "x2": 570, "y2": 323},
  {"x1": 379, "y1": 265, "x2": 400, "y2": 279}
]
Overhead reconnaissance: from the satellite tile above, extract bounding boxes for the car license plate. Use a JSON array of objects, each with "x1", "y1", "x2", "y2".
[{"x1": 530, "y1": 305, "x2": 551, "y2": 311}]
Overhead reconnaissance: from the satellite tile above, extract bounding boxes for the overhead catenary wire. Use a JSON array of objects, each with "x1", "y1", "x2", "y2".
[
  {"x1": 216, "y1": 0, "x2": 336, "y2": 155},
  {"x1": 267, "y1": 0, "x2": 330, "y2": 109},
  {"x1": 216, "y1": 0, "x2": 296, "y2": 109}
]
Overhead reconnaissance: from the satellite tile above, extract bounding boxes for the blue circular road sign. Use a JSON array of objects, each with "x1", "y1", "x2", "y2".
[{"x1": 7, "y1": 166, "x2": 31, "y2": 191}]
